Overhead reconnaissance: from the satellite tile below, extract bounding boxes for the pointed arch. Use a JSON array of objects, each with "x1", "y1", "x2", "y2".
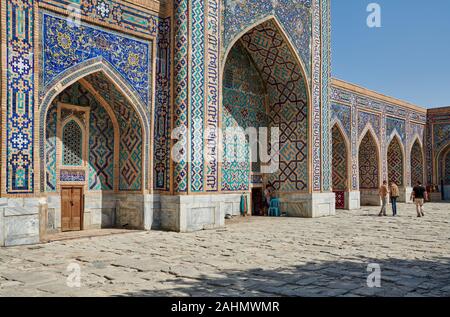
[
  {"x1": 78, "y1": 78, "x2": 121, "y2": 192},
  {"x1": 220, "y1": 17, "x2": 311, "y2": 193},
  {"x1": 331, "y1": 118, "x2": 351, "y2": 149},
  {"x1": 221, "y1": 15, "x2": 310, "y2": 90},
  {"x1": 61, "y1": 119, "x2": 84, "y2": 167},
  {"x1": 409, "y1": 134, "x2": 424, "y2": 154},
  {"x1": 443, "y1": 149, "x2": 450, "y2": 188},
  {"x1": 387, "y1": 130, "x2": 405, "y2": 151},
  {"x1": 331, "y1": 121, "x2": 351, "y2": 191},
  {"x1": 37, "y1": 58, "x2": 150, "y2": 193},
  {"x1": 410, "y1": 137, "x2": 425, "y2": 186},
  {"x1": 435, "y1": 143, "x2": 450, "y2": 187},
  {"x1": 358, "y1": 129, "x2": 381, "y2": 189},
  {"x1": 387, "y1": 134, "x2": 405, "y2": 186},
  {"x1": 358, "y1": 123, "x2": 381, "y2": 150}
]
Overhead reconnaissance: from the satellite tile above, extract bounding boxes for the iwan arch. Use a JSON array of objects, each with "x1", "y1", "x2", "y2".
[{"x1": 0, "y1": 0, "x2": 449, "y2": 246}]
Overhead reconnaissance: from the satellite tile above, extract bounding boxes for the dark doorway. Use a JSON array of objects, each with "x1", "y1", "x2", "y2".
[{"x1": 251, "y1": 188, "x2": 264, "y2": 216}]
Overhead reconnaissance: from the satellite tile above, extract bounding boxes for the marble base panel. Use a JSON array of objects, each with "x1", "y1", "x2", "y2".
[
  {"x1": 345, "y1": 191, "x2": 361, "y2": 210},
  {"x1": 279, "y1": 192, "x2": 336, "y2": 218}
]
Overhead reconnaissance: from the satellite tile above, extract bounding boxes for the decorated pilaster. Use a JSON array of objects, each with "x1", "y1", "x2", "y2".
[
  {"x1": 1, "y1": 0, "x2": 40, "y2": 246},
  {"x1": 161, "y1": 0, "x2": 224, "y2": 231},
  {"x1": 2, "y1": 0, "x2": 35, "y2": 196},
  {"x1": 172, "y1": 0, "x2": 190, "y2": 193}
]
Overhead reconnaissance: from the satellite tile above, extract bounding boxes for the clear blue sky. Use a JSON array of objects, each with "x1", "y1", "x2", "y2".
[{"x1": 331, "y1": 0, "x2": 450, "y2": 108}]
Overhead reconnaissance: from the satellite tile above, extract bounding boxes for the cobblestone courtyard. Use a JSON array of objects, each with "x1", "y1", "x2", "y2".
[{"x1": 1, "y1": 202, "x2": 449, "y2": 297}]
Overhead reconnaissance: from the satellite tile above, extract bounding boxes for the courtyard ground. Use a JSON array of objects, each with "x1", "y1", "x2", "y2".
[{"x1": 0, "y1": 202, "x2": 449, "y2": 297}]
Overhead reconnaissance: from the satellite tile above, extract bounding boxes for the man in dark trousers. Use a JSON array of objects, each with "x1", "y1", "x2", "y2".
[
  {"x1": 390, "y1": 181, "x2": 400, "y2": 216},
  {"x1": 411, "y1": 181, "x2": 427, "y2": 217}
]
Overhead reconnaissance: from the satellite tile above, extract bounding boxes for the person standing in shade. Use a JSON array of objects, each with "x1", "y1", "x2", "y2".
[
  {"x1": 390, "y1": 181, "x2": 400, "y2": 216},
  {"x1": 264, "y1": 183, "x2": 273, "y2": 216},
  {"x1": 240, "y1": 192, "x2": 248, "y2": 217},
  {"x1": 378, "y1": 180, "x2": 389, "y2": 217},
  {"x1": 411, "y1": 181, "x2": 427, "y2": 217}
]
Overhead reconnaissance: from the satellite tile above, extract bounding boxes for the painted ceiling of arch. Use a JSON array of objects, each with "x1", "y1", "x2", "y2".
[
  {"x1": 83, "y1": 72, "x2": 136, "y2": 124},
  {"x1": 223, "y1": 0, "x2": 312, "y2": 75}
]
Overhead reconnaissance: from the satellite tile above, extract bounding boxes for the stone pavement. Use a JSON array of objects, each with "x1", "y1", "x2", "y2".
[{"x1": 0, "y1": 202, "x2": 449, "y2": 297}]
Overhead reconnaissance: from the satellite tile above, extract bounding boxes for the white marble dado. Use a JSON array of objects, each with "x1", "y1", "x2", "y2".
[
  {"x1": 280, "y1": 192, "x2": 336, "y2": 218},
  {"x1": 345, "y1": 191, "x2": 361, "y2": 210},
  {"x1": 3, "y1": 214, "x2": 40, "y2": 246}
]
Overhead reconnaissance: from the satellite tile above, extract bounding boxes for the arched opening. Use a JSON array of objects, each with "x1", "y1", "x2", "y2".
[
  {"x1": 410, "y1": 139, "x2": 424, "y2": 187},
  {"x1": 221, "y1": 19, "x2": 309, "y2": 216},
  {"x1": 62, "y1": 120, "x2": 84, "y2": 167},
  {"x1": 443, "y1": 150, "x2": 450, "y2": 200},
  {"x1": 331, "y1": 124, "x2": 349, "y2": 209},
  {"x1": 358, "y1": 130, "x2": 380, "y2": 205},
  {"x1": 436, "y1": 144, "x2": 450, "y2": 200},
  {"x1": 387, "y1": 136, "x2": 404, "y2": 187},
  {"x1": 42, "y1": 71, "x2": 145, "y2": 233}
]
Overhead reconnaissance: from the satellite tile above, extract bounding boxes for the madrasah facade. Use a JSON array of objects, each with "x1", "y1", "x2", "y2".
[{"x1": 1, "y1": 0, "x2": 449, "y2": 246}]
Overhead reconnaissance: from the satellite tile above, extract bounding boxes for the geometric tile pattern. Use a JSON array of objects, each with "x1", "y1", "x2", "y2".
[
  {"x1": 426, "y1": 109, "x2": 450, "y2": 185},
  {"x1": 5, "y1": 0, "x2": 35, "y2": 193},
  {"x1": 62, "y1": 120, "x2": 83, "y2": 166},
  {"x1": 173, "y1": 0, "x2": 189, "y2": 192},
  {"x1": 321, "y1": 0, "x2": 332, "y2": 191},
  {"x1": 44, "y1": 82, "x2": 88, "y2": 192},
  {"x1": 118, "y1": 111, "x2": 142, "y2": 191},
  {"x1": 89, "y1": 100, "x2": 115, "y2": 191},
  {"x1": 332, "y1": 125, "x2": 348, "y2": 191},
  {"x1": 445, "y1": 152, "x2": 450, "y2": 185},
  {"x1": 83, "y1": 73, "x2": 143, "y2": 191},
  {"x1": 331, "y1": 103, "x2": 351, "y2": 138},
  {"x1": 358, "y1": 111, "x2": 381, "y2": 138},
  {"x1": 386, "y1": 117, "x2": 406, "y2": 145},
  {"x1": 154, "y1": 18, "x2": 171, "y2": 191},
  {"x1": 45, "y1": 106, "x2": 58, "y2": 192},
  {"x1": 221, "y1": 42, "x2": 268, "y2": 191},
  {"x1": 331, "y1": 84, "x2": 431, "y2": 191},
  {"x1": 190, "y1": 0, "x2": 206, "y2": 192},
  {"x1": 240, "y1": 20, "x2": 309, "y2": 192},
  {"x1": 433, "y1": 123, "x2": 450, "y2": 155},
  {"x1": 387, "y1": 137, "x2": 404, "y2": 186},
  {"x1": 311, "y1": 0, "x2": 322, "y2": 191},
  {"x1": 359, "y1": 132, "x2": 379, "y2": 189},
  {"x1": 40, "y1": 0, "x2": 159, "y2": 38},
  {"x1": 44, "y1": 82, "x2": 115, "y2": 192},
  {"x1": 410, "y1": 140, "x2": 424, "y2": 186},
  {"x1": 223, "y1": 0, "x2": 312, "y2": 75},
  {"x1": 410, "y1": 123, "x2": 425, "y2": 144}
]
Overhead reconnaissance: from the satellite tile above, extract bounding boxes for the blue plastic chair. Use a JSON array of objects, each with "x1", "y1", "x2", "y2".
[{"x1": 268, "y1": 198, "x2": 281, "y2": 217}]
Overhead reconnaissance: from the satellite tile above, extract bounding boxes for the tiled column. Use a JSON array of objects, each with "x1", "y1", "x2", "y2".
[
  {"x1": 172, "y1": 0, "x2": 190, "y2": 193},
  {"x1": 3, "y1": 0, "x2": 35, "y2": 195}
]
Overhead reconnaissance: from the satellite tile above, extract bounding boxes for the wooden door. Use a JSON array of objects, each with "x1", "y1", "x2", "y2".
[{"x1": 61, "y1": 187, "x2": 83, "y2": 232}]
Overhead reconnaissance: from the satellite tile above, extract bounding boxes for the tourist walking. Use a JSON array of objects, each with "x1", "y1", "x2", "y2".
[
  {"x1": 390, "y1": 181, "x2": 400, "y2": 216},
  {"x1": 411, "y1": 181, "x2": 427, "y2": 217},
  {"x1": 379, "y1": 180, "x2": 389, "y2": 217}
]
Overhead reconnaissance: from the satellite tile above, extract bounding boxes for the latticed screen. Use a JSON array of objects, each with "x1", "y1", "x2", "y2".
[{"x1": 63, "y1": 120, "x2": 83, "y2": 166}]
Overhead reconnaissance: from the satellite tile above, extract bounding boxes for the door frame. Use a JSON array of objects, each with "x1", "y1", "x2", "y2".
[{"x1": 61, "y1": 185, "x2": 85, "y2": 231}]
